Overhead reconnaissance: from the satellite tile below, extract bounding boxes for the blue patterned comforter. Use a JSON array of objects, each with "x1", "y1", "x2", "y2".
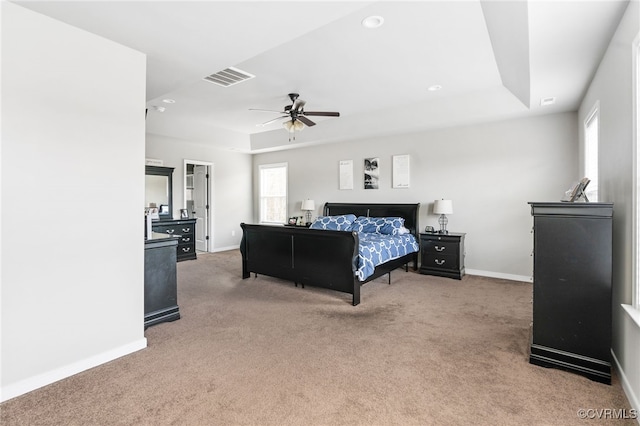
[{"x1": 356, "y1": 233, "x2": 419, "y2": 281}]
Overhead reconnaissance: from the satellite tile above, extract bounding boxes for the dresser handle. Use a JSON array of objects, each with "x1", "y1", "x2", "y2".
[
  {"x1": 435, "y1": 259, "x2": 445, "y2": 265},
  {"x1": 435, "y1": 246, "x2": 445, "y2": 252},
  {"x1": 182, "y1": 228, "x2": 191, "y2": 232},
  {"x1": 165, "y1": 229, "x2": 175, "y2": 234},
  {"x1": 182, "y1": 247, "x2": 191, "y2": 252},
  {"x1": 182, "y1": 237, "x2": 191, "y2": 242}
]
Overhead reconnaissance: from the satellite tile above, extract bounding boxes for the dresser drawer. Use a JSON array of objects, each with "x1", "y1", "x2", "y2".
[
  {"x1": 178, "y1": 243, "x2": 195, "y2": 256},
  {"x1": 175, "y1": 224, "x2": 194, "y2": 236},
  {"x1": 423, "y1": 253, "x2": 459, "y2": 271},
  {"x1": 178, "y1": 234, "x2": 193, "y2": 245},
  {"x1": 153, "y1": 224, "x2": 180, "y2": 236}
]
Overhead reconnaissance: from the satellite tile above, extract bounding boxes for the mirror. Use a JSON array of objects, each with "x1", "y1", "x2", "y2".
[{"x1": 145, "y1": 166, "x2": 174, "y2": 219}]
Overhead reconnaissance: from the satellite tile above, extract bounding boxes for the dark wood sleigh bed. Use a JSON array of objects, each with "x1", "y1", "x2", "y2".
[{"x1": 240, "y1": 202, "x2": 420, "y2": 305}]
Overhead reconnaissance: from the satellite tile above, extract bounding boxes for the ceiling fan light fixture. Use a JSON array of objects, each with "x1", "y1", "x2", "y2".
[
  {"x1": 362, "y1": 15, "x2": 384, "y2": 29},
  {"x1": 283, "y1": 120, "x2": 304, "y2": 133}
]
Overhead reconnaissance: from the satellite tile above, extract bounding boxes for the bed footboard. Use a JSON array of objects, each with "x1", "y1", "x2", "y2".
[{"x1": 240, "y1": 224, "x2": 362, "y2": 305}]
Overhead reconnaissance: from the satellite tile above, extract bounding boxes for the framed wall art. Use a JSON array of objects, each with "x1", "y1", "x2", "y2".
[
  {"x1": 392, "y1": 154, "x2": 410, "y2": 188},
  {"x1": 339, "y1": 159, "x2": 354, "y2": 190},
  {"x1": 364, "y1": 157, "x2": 379, "y2": 189}
]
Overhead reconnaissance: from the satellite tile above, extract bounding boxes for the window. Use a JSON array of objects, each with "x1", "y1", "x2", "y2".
[
  {"x1": 623, "y1": 35, "x2": 640, "y2": 325},
  {"x1": 259, "y1": 163, "x2": 287, "y2": 224},
  {"x1": 635, "y1": 40, "x2": 640, "y2": 309},
  {"x1": 584, "y1": 102, "x2": 599, "y2": 202}
]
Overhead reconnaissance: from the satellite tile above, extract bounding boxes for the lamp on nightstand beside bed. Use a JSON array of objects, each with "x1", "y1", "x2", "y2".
[
  {"x1": 433, "y1": 199, "x2": 453, "y2": 234},
  {"x1": 301, "y1": 199, "x2": 315, "y2": 226}
]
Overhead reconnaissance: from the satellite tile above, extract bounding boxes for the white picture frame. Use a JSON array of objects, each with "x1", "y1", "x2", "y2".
[
  {"x1": 339, "y1": 159, "x2": 354, "y2": 190},
  {"x1": 393, "y1": 154, "x2": 410, "y2": 188}
]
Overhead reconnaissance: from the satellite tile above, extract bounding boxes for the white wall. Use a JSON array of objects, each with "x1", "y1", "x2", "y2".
[
  {"x1": 146, "y1": 134, "x2": 253, "y2": 250},
  {"x1": 579, "y1": 0, "x2": 640, "y2": 414},
  {"x1": 1, "y1": 3, "x2": 147, "y2": 401},
  {"x1": 253, "y1": 112, "x2": 578, "y2": 281}
]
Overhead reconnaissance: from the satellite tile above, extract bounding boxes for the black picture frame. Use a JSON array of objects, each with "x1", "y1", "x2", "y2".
[{"x1": 180, "y1": 209, "x2": 189, "y2": 219}]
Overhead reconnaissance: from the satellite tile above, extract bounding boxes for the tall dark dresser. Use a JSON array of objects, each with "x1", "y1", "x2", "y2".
[{"x1": 528, "y1": 202, "x2": 613, "y2": 384}]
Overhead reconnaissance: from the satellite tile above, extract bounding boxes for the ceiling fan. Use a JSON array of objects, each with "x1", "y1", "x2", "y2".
[{"x1": 251, "y1": 93, "x2": 340, "y2": 139}]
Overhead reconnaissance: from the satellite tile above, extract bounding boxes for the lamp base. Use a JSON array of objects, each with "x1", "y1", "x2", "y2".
[{"x1": 438, "y1": 214, "x2": 449, "y2": 234}]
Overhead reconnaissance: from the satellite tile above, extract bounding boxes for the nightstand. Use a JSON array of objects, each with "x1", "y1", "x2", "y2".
[{"x1": 419, "y1": 232, "x2": 465, "y2": 279}]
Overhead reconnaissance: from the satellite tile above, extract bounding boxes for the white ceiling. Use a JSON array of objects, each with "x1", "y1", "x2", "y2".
[{"x1": 14, "y1": 1, "x2": 630, "y2": 152}]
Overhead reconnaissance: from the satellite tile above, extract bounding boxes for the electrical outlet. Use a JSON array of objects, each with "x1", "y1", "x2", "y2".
[{"x1": 231, "y1": 230, "x2": 236, "y2": 237}]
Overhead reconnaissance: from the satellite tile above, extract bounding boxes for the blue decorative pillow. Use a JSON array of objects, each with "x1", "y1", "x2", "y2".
[
  {"x1": 309, "y1": 214, "x2": 357, "y2": 231},
  {"x1": 350, "y1": 216, "x2": 405, "y2": 235}
]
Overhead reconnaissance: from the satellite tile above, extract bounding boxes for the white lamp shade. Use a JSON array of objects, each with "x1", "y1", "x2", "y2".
[
  {"x1": 301, "y1": 199, "x2": 315, "y2": 211},
  {"x1": 433, "y1": 199, "x2": 453, "y2": 215}
]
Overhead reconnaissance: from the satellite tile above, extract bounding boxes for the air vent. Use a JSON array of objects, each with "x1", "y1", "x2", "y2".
[
  {"x1": 540, "y1": 97, "x2": 556, "y2": 106},
  {"x1": 203, "y1": 67, "x2": 255, "y2": 87}
]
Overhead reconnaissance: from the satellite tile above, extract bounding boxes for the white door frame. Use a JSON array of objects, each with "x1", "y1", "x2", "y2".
[{"x1": 184, "y1": 159, "x2": 214, "y2": 253}]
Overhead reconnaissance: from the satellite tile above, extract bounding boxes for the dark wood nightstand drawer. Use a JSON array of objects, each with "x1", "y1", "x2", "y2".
[
  {"x1": 423, "y1": 240, "x2": 458, "y2": 255},
  {"x1": 423, "y1": 253, "x2": 459, "y2": 271}
]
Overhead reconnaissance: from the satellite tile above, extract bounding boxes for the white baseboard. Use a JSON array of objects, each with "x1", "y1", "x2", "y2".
[
  {"x1": 465, "y1": 269, "x2": 531, "y2": 283},
  {"x1": 0, "y1": 338, "x2": 147, "y2": 403},
  {"x1": 612, "y1": 349, "x2": 640, "y2": 425},
  {"x1": 212, "y1": 245, "x2": 240, "y2": 253}
]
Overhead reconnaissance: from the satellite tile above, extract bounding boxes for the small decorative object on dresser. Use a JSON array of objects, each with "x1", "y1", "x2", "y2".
[{"x1": 419, "y1": 232, "x2": 465, "y2": 279}]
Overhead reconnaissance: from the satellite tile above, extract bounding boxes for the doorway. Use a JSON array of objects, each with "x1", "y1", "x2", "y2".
[{"x1": 185, "y1": 160, "x2": 212, "y2": 253}]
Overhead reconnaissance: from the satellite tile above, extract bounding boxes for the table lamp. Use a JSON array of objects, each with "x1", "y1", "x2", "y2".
[
  {"x1": 301, "y1": 199, "x2": 315, "y2": 225},
  {"x1": 433, "y1": 199, "x2": 453, "y2": 234}
]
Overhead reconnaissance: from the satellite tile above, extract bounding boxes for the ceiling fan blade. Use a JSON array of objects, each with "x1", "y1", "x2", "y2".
[
  {"x1": 297, "y1": 116, "x2": 316, "y2": 127},
  {"x1": 259, "y1": 116, "x2": 288, "y2": 126},
  {"x1": 302, "y1": 111, "x2": 340, "y2": 117},
  {"x1": 293, "y1": 99, "x2": 306, "y2": 112},
  {"x1": 250, "y1": 108, "x2": 284, "y2": 113}
]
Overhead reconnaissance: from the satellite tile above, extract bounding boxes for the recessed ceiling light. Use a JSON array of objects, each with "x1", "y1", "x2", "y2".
[
  {"x1": 540, "y1": 97, "x2": 556, "y2": 106},
  {"x1": 162, "y1": 99, "x2": 176, "y2": 104},
  {"x1": 153, "y1": 106, "x2": 166, "y2": 113},
  {"x1": 427, "y1": 85, "x2": 442, "y2": 92},
  {"x1": 362, "y1": 15, "x2": 384, "y2": 29}
]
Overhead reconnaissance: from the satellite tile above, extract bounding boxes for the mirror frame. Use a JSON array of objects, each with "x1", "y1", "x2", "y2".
[{"x1": 145, "y1": 165, "x2": 174, "y2": 220}]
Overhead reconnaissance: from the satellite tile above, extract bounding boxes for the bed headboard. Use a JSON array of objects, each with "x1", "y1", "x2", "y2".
[{"x1": 323, "y1": 202, "x2": 420, "y2": 237}]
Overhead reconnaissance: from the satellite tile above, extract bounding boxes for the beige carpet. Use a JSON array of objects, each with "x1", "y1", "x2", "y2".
[{"x1": 1, "y1": 250, "x2": 634, "y2": 425}]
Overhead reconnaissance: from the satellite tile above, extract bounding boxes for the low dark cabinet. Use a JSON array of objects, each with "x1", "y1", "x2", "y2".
[
  {"x1": 152, "y1": 218, "x2": 197, "y2": 261},
  {"x1": 528, "y1": 202, "x2": 613, "y2": 384},
  {"x1": 144, "y1": 236, "x2": 179, "y2": 328},
  {"x1": 419, "y1": 232, "x2": 465, "y2": 279}
]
